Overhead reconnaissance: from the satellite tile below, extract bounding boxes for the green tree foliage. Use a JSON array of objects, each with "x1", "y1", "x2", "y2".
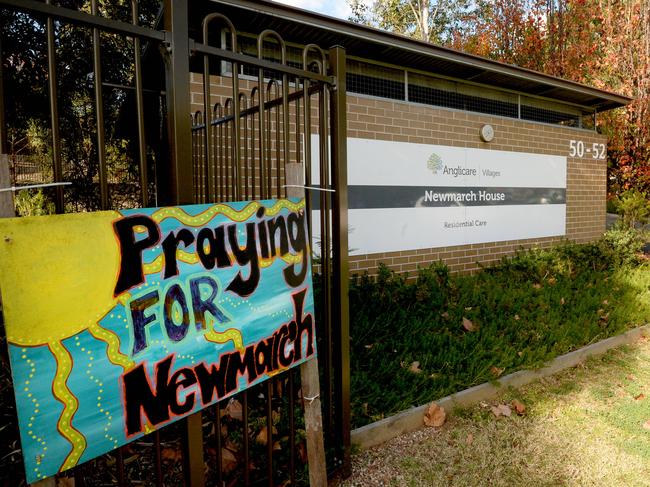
[
  {"x1": 348, "y1": 0, "x2": 650, "y2": 198},
  {"x1": 349, "y1": 0, "x2": 473, "y2": 44},
  {"x1": 1, "y1": 0, "x2": 161, "y2": 211}
]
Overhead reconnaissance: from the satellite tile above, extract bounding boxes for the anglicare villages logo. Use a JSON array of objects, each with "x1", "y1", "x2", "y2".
[
  {"x1": 427, "y1": 153, "x2": 443, "y2": 174},
  {"x1": 426, "y1": 151, "x2": 502, "y2": 178}
]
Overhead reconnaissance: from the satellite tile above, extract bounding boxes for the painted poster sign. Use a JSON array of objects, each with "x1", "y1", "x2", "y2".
[
  {"x1": 0, "y1": 198, "x2": 315, "y2": 483},
  {"x1": 312, "y1": 136, "x2": 566, "y2": 255}
]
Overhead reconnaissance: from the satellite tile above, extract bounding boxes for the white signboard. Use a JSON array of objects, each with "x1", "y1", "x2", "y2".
[{"x1": 312, "y1": 137, "x2": 566, "y2": 256}]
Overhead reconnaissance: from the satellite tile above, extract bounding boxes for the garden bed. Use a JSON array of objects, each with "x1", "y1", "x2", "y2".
[{"x1": 349, "y1": 229, "x2": 650, "y2": 428}]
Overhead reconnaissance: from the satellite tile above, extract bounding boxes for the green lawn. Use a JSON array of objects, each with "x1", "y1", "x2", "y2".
[{"x1": 344, "y1": 336, "x2": 650, "y2": 486}]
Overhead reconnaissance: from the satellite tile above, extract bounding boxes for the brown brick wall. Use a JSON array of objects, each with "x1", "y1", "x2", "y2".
[
  {"x1": 189, "y1": 75, "x2": 607, "y2": 277},
  {"x1": 345, "y1": 93, "x2": 607, "y2": 276}
]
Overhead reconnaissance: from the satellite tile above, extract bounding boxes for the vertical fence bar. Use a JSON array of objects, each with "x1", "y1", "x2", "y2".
[
  {"x1": 216, "y1": 104, "x2": 223, "y2": 200},
  {"x1": 241, "y1": 93, "x2": 249, "y2": 201},
  {"x1": 45, "y1": 0, "x2": 64, "y2": 213},
  {"x1": 115, "y1": 447, "x2": 125, "y2": 486},
  {"x1": 274, "y1": 83, "x2": 281, "y2": 196},
  {"x1": 91, "y1": 0, "x2": 108, "y2": 210},
  {"x1": 266, "y1": 380, "x2": 274, "y2": 486},
  {"x1": 251, "y1": 88, "x2": 258, "y2": 200},
  {"x1": 214, "y1": 403, "x2": 223, "y2": 487},
  {"x1": 318, "y1": 78, "x2": 333, "y2": 442},
  {"x1": 257, "y1": 60, "x2": 267, "y2": 199},
  {"x1": 295, "y1": 89, "x2": 301, "y2": 166},
  {"x1": 201, "y1": 49, "x2": 212, "y2": 203},
  {"x1": 163, "y1": 1, "x2": 203, "y2": 486},
  {"x1": 162, "y1": 0, "x2": 194, "y2": 206},
  {"x1": 242, "y1": 391, "x2": 250, "y2": 485},
  {"x1": 265, "y1": 84, "x2": 273, "y2": 198},
  {"x1": 328, "y1": 45, "x2": 351, "y2": 477},
  {"x1": 288, "y1": 372, "x2": 296, "y2": 486},
  {"x1": 192, "y1": 113, "x2": 200, "y2": 201},
  {"x1": 202, "y1": 70, "x2": 212, "y2": 203},
  {"x1": 0, "y1": 33, "x2": 6, "y2": 155},
  {"x1": 281, "y1": 71, "x2": 289, "y2": 197},
  {"x1": 154, "y1": 430, "x2": 163, "y2": 487},
  {"x1": 228, "y1": 104, "x2": 233, "y2": 200},
  {"x1": 131, "y1": 0, "x2": 148, "y2": 207},
  {"x1": 231, "y1": 57, "x2": 241, "y2": 200}
]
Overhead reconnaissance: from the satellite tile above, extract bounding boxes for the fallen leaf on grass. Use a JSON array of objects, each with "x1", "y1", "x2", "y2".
[
  {"x1": 272, "y1": 410, "x2": 281, "y2": 425},
  {"x1": 514, "y1": 314, "x2": 520, "y2": 321},
  {"x1": 560, "y1": 297, "x2": 565, "y2": 305},
  {"x1": 462, "y1": 317, "x2": 475, "y2": 332},
  {"x1": 511, "y1": 399, "x2": 526, "y2": 415},
  {"x1": 255, "y1": 426, "x2": 278, "y2": 446},
  {"x1": 161, "y1": 447, "x2": 182, "y2": 462},
  {"x1": 465, "y1": 307, "x2": 473, "y2": 311},
  {"x1": 635, "y1": 394, "x2": 646, "y2": 401},
  {"x1": 364, "y1": 343, "x2": 374, "y2": 349},
  {"x1": 221, "y1": 448, "x2": 238, "y2": 474},
  {"x1": 643, "y1": 420, "x2": 650, "y2": 431},
  {"x1": 256, "y1": 429, "x2": 269, "y2": 446},
  {"x1": 466, "y1": 433, "x2": 474, "y2": 445},
  {"x1": 547, "y1": 277, "x2": 557, "y2": 285},
  {"x1": 409, "y1": 361, "x2": 423, "y2": 374},
  {"x1": 423, "y1": 403, "x2": 446, "y2": 427},
  {"x1": 602, "y1": 299, "x2": 609, "y2": 305},
  {"x1": 225, "y1": 399, "x2": 243, "y2": 421},
  {"x1": 490, "y1": 366, "x2": 504, "y2": 377},
  {"x1": 441, "y1": 311, "x2": 450, "y2": 319},
  {"x1": 532, "y1": 283, "x2": 542, "y2": 289},
  {"x1": 491, "y1": 404, "x2": 512, "y2": 418}
]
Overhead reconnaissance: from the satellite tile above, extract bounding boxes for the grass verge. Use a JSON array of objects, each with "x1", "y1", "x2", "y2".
[
  {"x1": 349, "y1": 229, "x2": 650, "y2": 428},
  {"x1": 344, "y1": 335, "x2": 650, "y2": 486}
]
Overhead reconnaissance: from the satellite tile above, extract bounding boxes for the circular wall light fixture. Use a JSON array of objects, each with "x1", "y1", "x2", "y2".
[{"x1": 480, "y1": 124, "x2": 495, "y2": 142}]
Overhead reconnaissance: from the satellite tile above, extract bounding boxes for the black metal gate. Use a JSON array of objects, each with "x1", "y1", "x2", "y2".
[{"x1": 0, "y1": 1, "x2": 349, "y2": 485}]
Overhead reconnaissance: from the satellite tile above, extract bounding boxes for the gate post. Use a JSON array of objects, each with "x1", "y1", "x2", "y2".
[
  {"x1": 328, "y1": 45, "x2": 351, "y2": 477},
  {"x1": 162, "y1": 0, "x2": 194, "y2": 206},
  {"x1": 162, "y1": 2, "x2": 204, "y2": 487}
]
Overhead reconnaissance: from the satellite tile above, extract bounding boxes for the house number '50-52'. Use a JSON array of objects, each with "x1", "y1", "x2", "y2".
[{"x1": 569, "y1": 140, "x2": 606, "y2": 159}]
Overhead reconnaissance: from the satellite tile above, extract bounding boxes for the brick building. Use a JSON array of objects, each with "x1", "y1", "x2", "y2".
[{"x1": 188, "y1": 0, "x2": 630, "y2": 276}]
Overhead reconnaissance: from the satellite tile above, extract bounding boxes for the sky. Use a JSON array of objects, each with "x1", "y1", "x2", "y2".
[{"x1": 271, "y1": 0, "x2": 353, "y2": 20}]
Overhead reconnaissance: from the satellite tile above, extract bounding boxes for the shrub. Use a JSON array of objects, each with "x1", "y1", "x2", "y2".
[
  {"x1": 615, "y1": 189, "x2": 650, "y2": 229},
  {"x1": 606, "y1": 196, "x2": 619, "y2": 214},
  {"x1": 347, "y1": 233, "x2": 650, "y2": 427},
  {"x1": 599, "y1": 228, "x2": 647, "y2": 266},
  {"x1": 14, "y1": 189, "x2": 55, "y2": 217}
]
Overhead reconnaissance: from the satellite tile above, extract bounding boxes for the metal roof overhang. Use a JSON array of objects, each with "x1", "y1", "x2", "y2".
[{"x1": 189, "y1": 0, "x2": 631, "y2": 112}]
